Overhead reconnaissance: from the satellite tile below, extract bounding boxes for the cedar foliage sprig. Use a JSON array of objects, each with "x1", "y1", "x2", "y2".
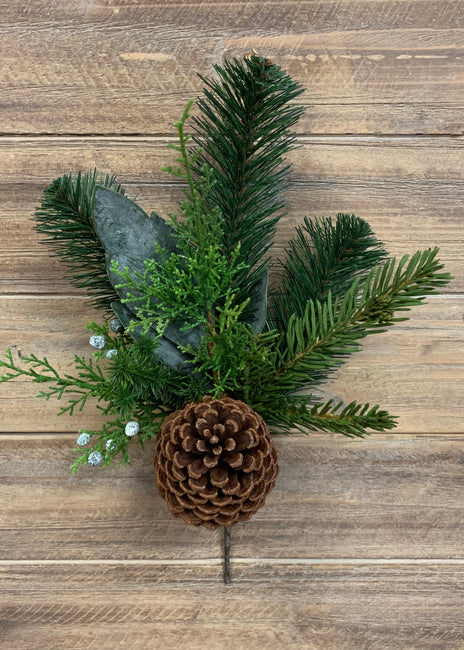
[
  {"x1": 111, "y1": 101, "x2": 257, "y2": 397},
  {"x1": 111, "y1": 100, "x2": 249, "y2": 339},
  {"x1": 182, "y1": 292, "x2": 255, "y2": 397},
  {"x1": 0, "y1": 322, "x2": 206, "y2": 471},
  {"x1": 162, "y1": 98, "x2": 224, "y2": 250}
]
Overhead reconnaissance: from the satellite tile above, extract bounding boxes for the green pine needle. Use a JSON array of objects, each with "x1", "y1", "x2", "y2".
[
  {"x1": 192, "y1": 54, "x2": 305, "y2": 302},
  {"x1": 271, "y1": 214, "x2": 388, "y2": 330},
  {"x1": 34, "y1": 169, "x2": 125, "y2": 311},
  {"x1": 244, "y1": 247, "x2": 452, "y2": 412},
  {"x1": 267, "y1": 398, "x2": 397, "y2": 437}
]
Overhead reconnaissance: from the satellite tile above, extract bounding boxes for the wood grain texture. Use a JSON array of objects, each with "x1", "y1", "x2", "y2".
[
  {"x1": 0, "y1": 1, "x2": 463, "y2": 135},
  {"x1": 1, "y1": 563, "x2": 464, "y2": 649},
  {"x1": 1, "y1": 434, "x2": 464, "y2": 561},
  {"x1": 1, "y1": 295, "x2": 462, "y2": 433},
  {"x1": 1, "y1": 136, "x2": 462, "y2": 292},
  {"x1": 1, "y1": 1, "x2": 463, "y2": 646},
  {"x1": 0, "y1": 436, "x2": 221, "y2": 561}
]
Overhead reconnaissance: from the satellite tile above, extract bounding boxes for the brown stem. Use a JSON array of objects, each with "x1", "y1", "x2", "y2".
[{"x1": 223, "y1": 526, "x2": 232, "y2": 585}]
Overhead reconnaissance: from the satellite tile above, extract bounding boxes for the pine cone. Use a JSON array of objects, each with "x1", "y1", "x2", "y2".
[{"x1": 154, "y1": 395, "x2": 279, "y2": 528}]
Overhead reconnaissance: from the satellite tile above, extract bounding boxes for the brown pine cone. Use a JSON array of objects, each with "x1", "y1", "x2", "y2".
[{"x1": 154, "y1": 395, "x2": 279, "y2": 529}]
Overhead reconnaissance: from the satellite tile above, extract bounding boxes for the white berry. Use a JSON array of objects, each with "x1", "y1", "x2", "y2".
[
  {"x1": 89, "y1": 335, "x2": 106, "y2": 350},
  {"x1": 87, "y1": 451, "x2": 103, "y2": 466},
  {"x1": 106, "y1": 438, "x2": 116, "y2": 451},
  {"x1": 125, "y1": 421, "x2": 140, "y2": 437},
  {"x1": 76, "y1": 432, "x2": 90, "y2": 446},
  {"x1": 105, "y1": 348, "x2": 118, "y2": 359}
]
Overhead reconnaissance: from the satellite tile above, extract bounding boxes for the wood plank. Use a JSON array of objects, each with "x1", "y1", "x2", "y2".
[
  {"x1": 0, "y1": 295, "x2": 462, "y2": 433},
  {"x1": 1, "y1": 136, "x2": 462, "y2": 292},
  {"x1": 1, "y1": 1, "x2": 463, "y2": 135},
  {"x1": 2, "y1": 434, "x2": 464, "y2": 560},
  {"x1": 232, "y1": 433, "x2": 464, "y2": 560},
  {"x1": 0, "y1": 436, "x2": 221, "y2": 561},
  {"x1": 0, "y1": 562, "x2": 463, "y2": 649},
  {"x1": 0, "y1": 296, "x2": 103, "y2": 431}
]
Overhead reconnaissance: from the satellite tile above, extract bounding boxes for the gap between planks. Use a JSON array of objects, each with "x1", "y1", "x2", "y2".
[
  {"x1": 2, "y1": 432, "x2": 464, "y2": 440},
  {"x1": 1, "y1": 558, "x2": 464, "y2": 566},
  {"x1": 0, "y1": 134, "x2": 463, "y2": 143}
]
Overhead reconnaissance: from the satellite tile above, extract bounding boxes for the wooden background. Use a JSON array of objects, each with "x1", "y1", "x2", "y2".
[{"x1": 1, "y1": 1, "x2": 463, "y2": 648}]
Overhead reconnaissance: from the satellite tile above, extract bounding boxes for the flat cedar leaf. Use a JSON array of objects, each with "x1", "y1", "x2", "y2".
[
  {"x1": 107, "y1": 251, "x2": 204, "y2": 351},
  {"x1": 94, "y1": 187, "x2": 206, "y2": 353},
  {"x1": 94, "y1": 186, "x2": 263, "y2": 345}
]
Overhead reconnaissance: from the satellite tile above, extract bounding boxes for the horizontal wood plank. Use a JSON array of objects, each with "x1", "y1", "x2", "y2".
[
  {"x1": 2, "y1": 434, "x2": 464, "y2": 561},
  {"x1": 0, "y1": 435, "x2": 221, "y2": 561},
  {"x1": 1, "y1": 1, "x2": 463, "y2": 135},
  {"x1": 2, "y1": 1, "x2": 463, "y2": 644},
  {"x1": 1, "y1": 295, "x2": 462, "y2": 433},
  {"x1": 1, "y1": 137, "x2": 462, "y2": 292},
  {"x1": 0, "y1": 562, "x2": 463, "y2": 649}
]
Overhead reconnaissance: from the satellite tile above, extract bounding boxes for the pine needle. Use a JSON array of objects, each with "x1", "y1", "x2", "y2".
[
  {"x1": 34, "y1": 169, "x2": 125, "y2": 311},
  {"x1": 192, "y1": 54, "x2": 305, "y2": 303},
  {"x1": 271, "y1": 214, "x2": 388, "y2": 330}
]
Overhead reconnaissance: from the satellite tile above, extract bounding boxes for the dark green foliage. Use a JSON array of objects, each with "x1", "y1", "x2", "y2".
[
  {"x1": 0, "y1": 320, "x2": 208, "y2": 471},
  {"x1": 111, "y1": 102, "x2": 251, "y2": 375},
  {"x1": 0, "y1": 346, "x2": 108, "y2": 416},
  {"x1": 34, "y1": 169, "x2": 125, "y2": 311},
  {"x1": 241, "y1": 248, "x2": 452, "y2": 414},
  {"x1": 264, "y1": 397, "x2": 397, "y2": 437},
  {"x1": 271, "y1": 214, "x2": 387, "y2": 331},
  {"x1": 89, "y1": 182, "x2": 208, "y2": 370},
  {"x1": 192, "y1": 54, "x2": 305, "y2": 304},
  {"x1": 183, "y1": 292, "x2": 257, "y2": 397},
  {"x1": 110, "y1": 300, "x2": 195, "y2": 373},
  {"x1": 3, "y1": 56, "x2": 452, "y2": 473},
  {"x1": 106, "y1": 102, "x2": 268, "y2": 381}
]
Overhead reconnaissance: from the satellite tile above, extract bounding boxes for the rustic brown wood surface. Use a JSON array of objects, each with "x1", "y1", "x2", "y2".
[
  {"x1": 1, "y1": 1, "x2": 463, "y2": 648},
  {"x1": 1, "y1": 137, "x2": 463, "y2": 291},
  {"x1": 1, "y1": 295, "x2": 462, "y2": 433},
  {"x1": 1, "y1": 0, "x2": 463, "y2": 136},
  {"x1": 2, "y1": 563, "x2": 464, "y2": 649},
  {"x1": 2, "y1": 434, "x2": 464, "y2": 561}
]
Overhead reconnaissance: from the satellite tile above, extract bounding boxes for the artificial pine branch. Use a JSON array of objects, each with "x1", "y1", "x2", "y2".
[
  {"x1": 271, "y1": 214, "x2": 388, "y2": 330},
  {"x1": 244, "y1": 247, "x2": 452, "y2": 409},
  {"x1": 265, "y1": 398, "x2": 397, "y2": 437},
  {"x1": 193, "y1": 54, "x2": 304, "y2": 302},
  {"x1": 0, "y1": 55, "x2": 453, "y2": 484},
  {"x1": 34, "y1": 169, "x2": 125, "y2": 311}
]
